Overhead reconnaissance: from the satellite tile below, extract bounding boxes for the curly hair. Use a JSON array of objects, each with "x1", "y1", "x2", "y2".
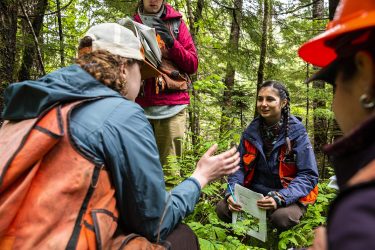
[{"x1": 76, "y1": 36, "x2": 137, "y2": 96}]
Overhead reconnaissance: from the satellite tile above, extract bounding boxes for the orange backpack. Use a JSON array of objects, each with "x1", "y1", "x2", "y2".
[{"x1": 0, "y1": 101, "x2": 166, "y2": 250}]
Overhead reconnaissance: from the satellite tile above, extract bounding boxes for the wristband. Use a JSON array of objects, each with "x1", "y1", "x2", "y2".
[{"x1": 267, "y1": 191, "x2": 286, "y2": 208}]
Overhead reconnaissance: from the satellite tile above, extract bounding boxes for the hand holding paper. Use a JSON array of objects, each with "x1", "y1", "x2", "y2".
[
  {"x1": 257, "y1": 196, "x2": 277, "y2": 210},
  {"x1": 233, "y1": 184, "x2": 267, "y2": 242},
  {"x1": 227, "y1": 195, "x2": 242, "y2": 212}
]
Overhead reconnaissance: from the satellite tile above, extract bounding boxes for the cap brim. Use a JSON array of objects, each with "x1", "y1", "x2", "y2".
[
  {"x1": 299, "y1": 11, "x2": 375, "y2": 67},
  {"x1": 305, "y1": 59, "x2": 339, "y2": 85},
  {"x1": 140, "y1": 59, "x2": 162, "y2": 80}
]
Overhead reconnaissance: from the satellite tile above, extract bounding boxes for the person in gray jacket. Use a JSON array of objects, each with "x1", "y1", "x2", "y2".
[{"x1": 1, "y1": 23, "x2": 240, "y2": 249}]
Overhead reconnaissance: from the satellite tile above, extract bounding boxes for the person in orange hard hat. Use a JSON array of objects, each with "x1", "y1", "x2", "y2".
[{"x1": 298, "y1": 0, "x2": 375, "y2": 249}]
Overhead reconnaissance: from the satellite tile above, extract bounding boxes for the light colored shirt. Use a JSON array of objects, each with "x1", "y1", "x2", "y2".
[{"x1": 144, "y1": 104, "x2": 187, "y2": 120}]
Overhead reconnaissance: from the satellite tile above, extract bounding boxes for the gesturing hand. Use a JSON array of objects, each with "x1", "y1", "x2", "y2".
[
  {"x1": 257, "y1": 196, "x2": 277, "y2": 210},
  {"x1": 153, "y1": 18, "x2": 175, "y2": 48},
  {"x1": 191, "y1": 144, "x2": 240, "y2": 189}
]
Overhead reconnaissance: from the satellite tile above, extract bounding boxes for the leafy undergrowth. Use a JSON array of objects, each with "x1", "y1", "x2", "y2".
[{"x1": 185, "y1": 181, "x2": 337, "y2": 250}]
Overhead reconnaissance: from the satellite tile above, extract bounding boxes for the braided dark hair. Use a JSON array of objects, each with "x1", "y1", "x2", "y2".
[{"x1": 259, "y1": 80, "x2": 292, "y2": 154}]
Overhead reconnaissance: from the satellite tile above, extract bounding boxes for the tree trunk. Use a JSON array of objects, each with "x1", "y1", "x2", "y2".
[
  {"x1": 0, "y1": 0, "x2": 18, "y2": 120},
  {"x1": 328, "y1": 0, "x2": 342, "y2": 143},
  {"x1": 305, "y1": 63, "x2": 310, "y2": 130},
  {"x1": 219, "y1": 0, "x2": 243, "y2": 138},
  {"x1": 186, "y1": 0, "x2": 203, "y2": 43},
  {"x1": 186, "y1": 0, "x2": 204, "y2": 149},
  {"x1": 18, "y1": 0, "x2": 48, "y2": 81},
  {"x1": 254, "y1": 0, "x2": 270, "y2": 118},
  {"x1": 311, "y1": 0, "x2": 328, "y2": 173},
  {"x1": 329, "y1": 0, "x2": 340, "y2": 20},
  {"x1": 56, "y1": 0, "x2": 65, "y2": 67}
]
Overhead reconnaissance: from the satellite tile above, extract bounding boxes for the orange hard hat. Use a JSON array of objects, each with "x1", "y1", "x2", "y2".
[{"x1": 298, "y1": 0, "x2": 375, "y2": 67}]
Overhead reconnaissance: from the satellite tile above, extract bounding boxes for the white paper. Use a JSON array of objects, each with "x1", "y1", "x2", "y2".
[
  {"x1": 118, "y1": 17, "x2": 162, "y2": 67},
  {"x1": 232, "y1": 184, "x2": 267, "y2": 242}
]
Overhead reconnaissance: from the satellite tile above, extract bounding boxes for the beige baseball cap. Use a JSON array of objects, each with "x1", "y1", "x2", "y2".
[{"x1": 84, "y1": 23, "x2": 161, "y2": 80}]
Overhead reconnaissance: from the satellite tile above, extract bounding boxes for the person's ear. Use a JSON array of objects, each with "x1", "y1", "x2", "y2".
[
  {"x1": 281, "y1": 99, "x2": 287, "y2": 109},
  {"x1": 119, "y1": 63, "x2": 127, "y2": 84},
  {"x1": 355, "y1": 51, "x2": 375, "y2": 95},
  {"x1": 120, "y1": 63, "x2": 126, "y2": 75}
]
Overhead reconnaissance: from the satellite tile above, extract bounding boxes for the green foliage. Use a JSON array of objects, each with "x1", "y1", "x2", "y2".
[
  {"x1": 278, "y1": 182, "x2": 337, "y2": 249},
  {"x1": 185, "y1": 179, "x2": 337, "y2": 250},
  {"x1": 186, "y1": 199, "x2": 265, "y2": 250}
]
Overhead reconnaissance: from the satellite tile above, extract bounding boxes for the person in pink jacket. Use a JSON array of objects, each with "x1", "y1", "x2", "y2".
[{"x1": 133, "y1": 0, "x2": 198, "y2": 187}]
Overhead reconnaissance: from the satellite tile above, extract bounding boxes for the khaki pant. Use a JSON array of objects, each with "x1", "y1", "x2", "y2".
[{"x1": 149, "y1": 109, "x2": 186, "y2": 187}]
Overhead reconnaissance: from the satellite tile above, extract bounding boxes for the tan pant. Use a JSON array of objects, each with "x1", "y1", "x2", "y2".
[{"x1": 149, "y1": 109, "x2": 186, "y2": 187}]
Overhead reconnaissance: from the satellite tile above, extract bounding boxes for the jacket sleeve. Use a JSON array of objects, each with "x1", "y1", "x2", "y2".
[
  {"x1": 278, "y1": 130, "x2": 319, "y2": 205},
  {"x1": 168, "y1": 20, "x2": 198, "y2": 74},
  {"x1": 226, "y1": 137, "x2": 246, "y2": 197},
  {"x1": 101, "y1": 102, "x2": 201, "y2": 242}
]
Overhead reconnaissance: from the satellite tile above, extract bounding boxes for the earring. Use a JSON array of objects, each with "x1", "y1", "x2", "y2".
[{"x1": 359, "y1": 94, "x2": 375, "y2": 109}]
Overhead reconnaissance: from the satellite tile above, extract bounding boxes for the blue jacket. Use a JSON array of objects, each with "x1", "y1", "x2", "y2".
[
  {"x1": 227, "y1": 116, "x2": 318, "y2": 205},
  {"x1": 1, "y1": 65, "x2": 201, "y2": 241}
]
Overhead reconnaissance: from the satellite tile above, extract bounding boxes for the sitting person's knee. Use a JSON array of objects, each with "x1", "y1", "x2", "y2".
[
  {"x1": 166, "y1": 224, "x2": 199, "y2": 250},
  {"x1": 269, "y1": 205, "x2": 304, "y2": 230},
  {"x1": 270, "y1": 212, "x2": 297, "y2": 230},
  {"x1": 215, "y1": 199, "x2": 232, "y2": 223}
]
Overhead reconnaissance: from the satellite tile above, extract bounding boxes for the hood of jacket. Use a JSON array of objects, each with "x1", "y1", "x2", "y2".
[
  {"x1": 161, "y1": 3, "x2": 182, "y2": 19},
  {"x1": 2, "y1": 65, "x2": 121, "y2": 120}
]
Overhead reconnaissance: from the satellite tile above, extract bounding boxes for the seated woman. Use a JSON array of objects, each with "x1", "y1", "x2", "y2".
[{"x1": 216, "y1": 80, "x2": 319, "y2": 230}]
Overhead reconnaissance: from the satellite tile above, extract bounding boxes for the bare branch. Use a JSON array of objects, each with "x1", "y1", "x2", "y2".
[
  {"x1": 273, "y1": 0, "x2": 321, "y2": 16},
  {"x1": 18, "y1": 0, "x2": 74, "y2": 18},
  {"x1": 212, "y1": 0, "x2": 236, "y2": 10},
  {"x1": 19, "y1": 1, "x2": 45, "y2": 75}
]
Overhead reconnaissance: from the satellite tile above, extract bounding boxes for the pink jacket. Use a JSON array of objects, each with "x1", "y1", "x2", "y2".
[{"x1": 134, "y1": 4, "x2": 198, "y2": 107}]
